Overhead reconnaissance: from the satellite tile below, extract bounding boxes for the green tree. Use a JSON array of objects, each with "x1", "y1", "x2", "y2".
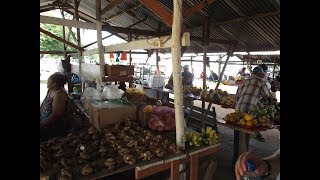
[{"x1": 40, "y1": 23, "x2": 77, "y2": 52}]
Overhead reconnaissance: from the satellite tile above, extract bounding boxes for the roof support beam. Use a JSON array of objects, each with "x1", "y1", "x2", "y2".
[
  {"x1": 40, "y1": 27, "x2": 84, "y2": 51},
  {"x1": 104, "y1": 32, "x2": 190, "y2": 52},
  {"x1": 138, "y1": 0, "x2": 173, "y2": 27},
  {"x1": 40, "y1": 15, "x2": 164, "y2": 36},
  {"x1": 40, "y1": 51, "x2": 78, "y2": 54},
  {"x1": 40, "y1": 15, "x2": 96, "y2": 29},
  {"x1": 82, "y1": 17, "x2": 147, "y2": 49},
  {"x1": 102, "y1": 24, "x2": 167, "y2": 36},
  {"x1": 101, "y1": 0, "x2": 126, "y2": 15},
  {"x1": 183, "y1": 0, "x2": 215, "y2": 17}
]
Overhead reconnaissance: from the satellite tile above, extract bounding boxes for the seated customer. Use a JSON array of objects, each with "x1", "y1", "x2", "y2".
[{"x1": 40, "y1": 72, "x2": 72, "y2": 141}]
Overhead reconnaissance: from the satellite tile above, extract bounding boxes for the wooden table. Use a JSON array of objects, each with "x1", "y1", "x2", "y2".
[
  {"x1": 135, "y1": 143, "x2": 220, "y2": 180},
  {"x1": 217, "y1": 118, "x2": 276, "y2": 158}
]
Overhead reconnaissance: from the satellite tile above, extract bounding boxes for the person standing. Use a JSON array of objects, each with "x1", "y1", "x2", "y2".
[
  {"x1": 181, "y1": 65, "x2": 194, "y2": 86},
  {"x1": 232, "y1": 66, "x2": 272, "y2": 166}
]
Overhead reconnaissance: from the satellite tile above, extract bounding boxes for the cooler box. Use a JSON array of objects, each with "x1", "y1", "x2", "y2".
[
  {"x1": 89, "y1": 101, "x2": 137, "y2": 130},
  {"x1": 148, "y1": 75, "x2": 165, "y2": 88}
]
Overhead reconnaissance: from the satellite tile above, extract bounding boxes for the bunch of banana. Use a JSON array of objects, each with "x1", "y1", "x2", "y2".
[
  {"x1": 184, "y1": 131, "x2": 203, "y2": 147},
  {"x1": 201, "y1": 127, "x2": 219, "y2": 145}
]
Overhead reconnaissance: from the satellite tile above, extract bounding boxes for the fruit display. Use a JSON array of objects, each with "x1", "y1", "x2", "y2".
[
  {"x1": 40, "y1": 119, "x2": 181, "y2": 179},
  {"x1": 258, "y1": 97, "x2": 280, "y2": 125},
  {"x1": 183, "y1": 85, "x2": 202, "y2": 96},
  {"x1": 148, "y1": 106, "x2": 175, "y2": 132},
  {"x1": 223, "y1": 110, "x2": 272, "y2": 130},
  {"x1": 123, "y1": 88, "x2": 148, "y2": 103},
  {"x1": 221, "y1": 95, "x2": 236, "y2": 108},
  {"x1": 184, "y1": 127, "x2": 219, "y2": 147}
]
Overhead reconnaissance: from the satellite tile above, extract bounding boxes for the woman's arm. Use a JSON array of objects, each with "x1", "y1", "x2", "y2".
[{"x1": 41, "y1": 92, "x2": 67, "y2": 127}]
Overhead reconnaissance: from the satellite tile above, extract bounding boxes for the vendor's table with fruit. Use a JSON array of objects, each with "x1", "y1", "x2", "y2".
[{"x1": 135, "y1": 143, "x2": 220, "y2": 180}]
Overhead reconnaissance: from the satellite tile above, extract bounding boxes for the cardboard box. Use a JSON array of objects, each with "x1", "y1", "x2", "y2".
[
  {"x1": 89, "y1": 101, "x2": 137, "y2": 130},
  {"x1": 105, "y1": 65, "x2": 134, "y2": 76},
  {"x1": 138, "y1": 109, "x2": 152, "y2": 127},
  {"x1": 148, "y1": 75, "x2": 165, "y2": 88}
]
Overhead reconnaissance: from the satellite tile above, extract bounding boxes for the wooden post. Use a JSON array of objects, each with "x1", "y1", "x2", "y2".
[
  {"x1": 218, "y1": 55, "x2": 222, "y2": 77},
  {"x1": 96, "y1": 0, "x2": 105, "y2": 87},
  {"x1": 129, "y1": 34, "x2": 132, "y2": 65},
  {"x1": 171, "y1": 0, "x2": 185, "y2": 150},
  {"x1": 61, "y1": 10, "x2": 67, "y2": 59},
  {"x1": 273, "y1": 59, "x2": 276, "y2": 79},
  {"x1": 74, "y1": 0, "x2": 83, "y2": 81},
  {"x1": 191, "y1": 56, "x2": 193, "y2": 68},
  {"x1": 215, "y1": 44, "x2": 236, "y2": 91},
  {"x1": 156, "y1": 49, "x2": 159, "y2": 70},
  {"x1": 190, "y1": 154, "x2": 199, "y2": 180},
  {"x1": 62, "y1": 25, "x2": 67, "y2": 58},
  {"x1": 201, "y1": 16, "x2": 209, "y2": 126}
]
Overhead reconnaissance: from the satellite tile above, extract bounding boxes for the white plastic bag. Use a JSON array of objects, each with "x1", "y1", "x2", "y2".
[
  {"x1": 102, "y1": 84, "x2": 124, "y2": 99},
  {"x1": 80, "y1": 87, "x2": 102, "y2": 103}
]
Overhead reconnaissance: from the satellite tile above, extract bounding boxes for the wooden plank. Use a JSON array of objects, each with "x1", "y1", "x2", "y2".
[
  {"x1": 40, "y1": 15, "x2": 96, "y2": 30},
  {"x1": 104, "y1": 32, "x2": 190, "y2": 52},
  {"x1": 96, "y1": 0, "x2": 106, "y2": 84},
  {"x1": 138, "y1": 0, "x2": 173, "y2": 27},
  {"x1": 164, "y1": 154, "x2": 187, "y2": 164},
  {"x1": 183, "y1": 0, "x2": 215, "y2": 18},
  {"x1": 136, "y1": 159, "x2": 164, "y2": 171},
  {"x1": 40, "y1": 27, "x2": 84, "y2": 51},
  {"x1": 188, "y1": 143, "x2": 220, "y2": 156},
  {"x1": 135, "y1": 162, "x2": 170, "y2": 179},
  {"x1": 101, "y1": 0, "x2": 126, "y2": 15},
  {"x1": 190, "y1": 153, "x2": 199, "y2": 180},
  {"x1": 40, "y1": 51, "x2": 77, "y2": 54},
  {"x1": 102, "y1": 76, "x2": 134, "y2": 82},
  {"x1": 170, "y1": 160, "x2": 180, "y2": 180}
]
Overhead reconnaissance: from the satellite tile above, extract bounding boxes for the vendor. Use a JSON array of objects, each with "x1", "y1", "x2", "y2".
[
  {"x1": 40, "y1": 72, "x2": 72, "y2": 141},
  {"x1": 181, "y1": 65, "x2": 194, "y2": 86}
]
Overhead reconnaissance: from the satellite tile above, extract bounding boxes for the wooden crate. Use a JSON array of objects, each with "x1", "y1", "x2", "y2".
[{"x1": 105, "y1": 65, "x2": 134, "y2": 76}]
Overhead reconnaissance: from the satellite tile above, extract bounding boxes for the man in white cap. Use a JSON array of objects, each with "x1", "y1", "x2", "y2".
[{"x1": 182, "y1": 65, "x2": 194, "y2": 86}]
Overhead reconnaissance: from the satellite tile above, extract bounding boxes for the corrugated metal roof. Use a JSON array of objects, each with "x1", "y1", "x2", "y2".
[{"x1": 40, "y1": 0, "x2": 280, "y2": 53}]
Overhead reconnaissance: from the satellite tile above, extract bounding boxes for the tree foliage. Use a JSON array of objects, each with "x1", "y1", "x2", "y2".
[{"x1": 40, "y1": 23, "x2": 77, "y2": 52}]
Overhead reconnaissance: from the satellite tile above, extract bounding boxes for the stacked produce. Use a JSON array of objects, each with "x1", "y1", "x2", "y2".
[
  {"x1": 199, "y1": 89, "x2": 235, "y2": 108},
  {"x1": 40, "y1": 120, "x2": 181, "y2": 179},
  {"x1": 148, "y1": 106, "x2": 175, "y2": 132},
  {"x1": 258, "y1": 97, "x2": 280, "y2": 125},
  {"x1": 184, "y1": 127, "x2": 219, "y2": 147},
  {"x1": 223, "y1": 110, "x2": 272, "y2": 130},
  {"x1": 221, "y1": 95, "x2": 236, "y2": 108},
  {"x1": 123, "y1": 88, "x2": 147, "y2": 103},
  {"x1": 183, "y1": 85, "x2": 202, "y2": 96}
]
